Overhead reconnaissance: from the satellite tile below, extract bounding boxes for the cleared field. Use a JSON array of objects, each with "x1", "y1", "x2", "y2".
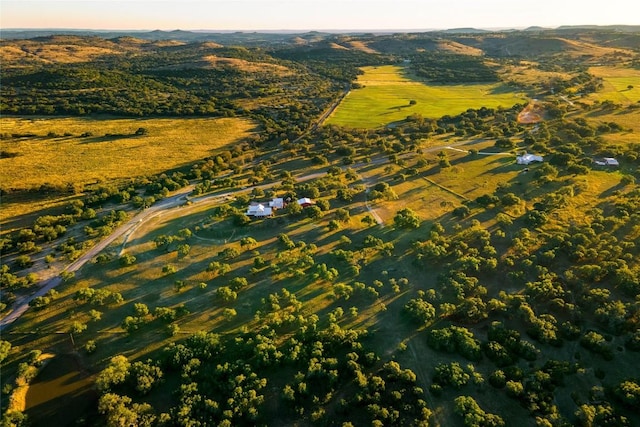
[
  {"x1": 326, "y1": 65, "x2": 526, "y2": 128},
  {"x1": 497, "y1": 60, "x2": 573, "y2": 88},
  {"x1": 584, "y1": 66, "x2": 640, "y2": 104},
  {"x1": 0, "y1": 116, "x2": 258, "y2": 191}
]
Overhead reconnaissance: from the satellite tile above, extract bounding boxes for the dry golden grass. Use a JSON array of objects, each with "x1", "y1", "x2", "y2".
[
  {"x1": 0, "y1": 40, "x2": 124, "y2": 65},
  {"x1": 0, "y1": 116, "x2": 257, "y2": 192},
  {"x1": 0, "y1": 194, "x2": 82, "y2": 235},
  {"x1": 497, "y1": 61, "x2": 573, "y2": 87},
  {"x1": 557, "y1": 38, "x2": 635, "y2": 59},
  {"x1": 436, "y1": 40, "x2": 483, "y2": 56},
  {"x1": 589, "y1": 66, "x2": 640, "y2": 79},
  {"x1": 202, "y1": 55, "x2": 291, "y2": 74},
  {"x1": 346, "y1": 40, "x2": 379, "y2": 54},
  {"x1": 200, "y1": 41, "x2": 224, "y2": 49},
  {"x1": 329, "y1": 42, "x2": 350, "y2": 50}
]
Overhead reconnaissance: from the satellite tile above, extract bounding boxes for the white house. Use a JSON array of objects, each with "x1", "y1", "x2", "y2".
[
  {"x1": 594, "y1": 157, "x2": 619, "y2": 166},
  {"x1": 246, "y1": 203, "x2": 272, "y2": 217},
  {"x1": 516, "y1": 153, "x2": 544, "y2": 165}
]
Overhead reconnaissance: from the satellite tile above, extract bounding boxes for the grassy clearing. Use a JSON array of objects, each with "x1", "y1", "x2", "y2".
[
  {"x1": 0, "y1": 116, "x2": 258, "y2": 192},
  {"x1": 497, "y1": 60, "x2": 573, "y2": 87},
  {"x1": 584, "y1": 66, "x2": 640, "y2": 104},
  {"x1": 326, "y1": 65, "x2": 527, "y2": 128}
]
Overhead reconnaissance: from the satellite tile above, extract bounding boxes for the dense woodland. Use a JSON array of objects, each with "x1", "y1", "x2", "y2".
[{"x1": 1, "y1": 27, "x2": 640, "y2": 427}]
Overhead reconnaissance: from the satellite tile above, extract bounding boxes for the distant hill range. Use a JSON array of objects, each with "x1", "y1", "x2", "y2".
[{"x1": 2, "y1": 24, "x2": 640, "y2": 43}]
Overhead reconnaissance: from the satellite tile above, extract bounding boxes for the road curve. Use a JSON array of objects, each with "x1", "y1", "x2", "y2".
[
  {"x1": 0, "y1": 170, "x2": 330, "y2": 332},
  {"x1": 0, "y1": 188, "x2": 193, "y2": 332}
]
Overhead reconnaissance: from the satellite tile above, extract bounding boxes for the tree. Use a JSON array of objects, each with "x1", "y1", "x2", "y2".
[
  {"x1": 433, "y1": 362, "x2": 470, "y2": 389},
  {"x1": 218, "y1": 247, "x2": 240, "y2": 260},
  {"x1": 222, "y1": 308, "x2": 237, "y2": 321},
  {"x1": 394, "y1": 208, "x2": 420, "y2": 229},
  {"x1": 177, "y1": 244, "x2": 191, "y2": 258},
  {"x1": 233, "y1": 213, "x2": 251, "y2": 227},
  {"x1": 615, "y1": 380, "x2": 640, "y2": 409},
  {"x1": 216, "y1": 286, "x2": 238, "y2": 303},
  {"x1": 178, "y1": 228, "x2": 192, "y2": 240},
  {"x1": 133, "y1": 303, "x2": 149, "y2": 317},
  {"x1": 404, "y1": 298, "x2": 436, "y2": 325},
  {"x1": 453, "y1": 206, "x2": 471, "y2": 218},
  {"x1": 240, "y1": 237, "x2": 258, "y2": 249},
  {"x1": 335, "y1": 208, "x2": 350, "y2": 223},
  {"x1": 500, "y1": 193, "x2": 521, "y2": 207},
  {"x1": 305, "y1": 205, "x2": 323, "y2": 219},
  {"x1": 286, "y1": 202, "x2": 302, "y2": 216},
  {"x1": 96, "y1": 355, "x2": 131, "y2": 392},
  {"x1": 130, "y1": 360, "x2": 163, "y2": 394},
  {"x1": 98, "y1": 393, "x2": 156, "y2": 427},
  {"x1": 454, "y1": 395, "x2": 505, "y2": 427},
  {"x1": 119, "y1": 254, "x2": 136, "y2": 266},
  {"x1": 70, "y1": 321, "x2": 87, "y2": 335},
  {"x1": 14, "y1": 255, "x2": 33, "y2": 269},
  {"x1": 0, "y1": 340, "x2": 11, "y2": 363}
]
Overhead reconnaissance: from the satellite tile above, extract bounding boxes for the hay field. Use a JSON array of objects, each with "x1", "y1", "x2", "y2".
[
  {"x1": 0, "y1": 117, "x2": 257, "y2": 192},
  {"x1": 326, "y1": 65, "x2": 526, "y2": 128}
]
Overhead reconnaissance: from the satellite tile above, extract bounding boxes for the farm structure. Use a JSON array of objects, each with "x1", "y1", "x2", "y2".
[
  {"x1": 594, "y1": 157, "x2": 619, "y2": 166},
  {"x1": 245, "y1": 197, "x2": 315, "y2": 217},
  {"x1": 297, "y1": 198, "x2": 315, "y2": 207},
  {"x1": 516, "y1": 153, "x2": 544, "y2": 165},
  {"x1": 246, "y1": 203, "x2": 273, "y2": 217}
]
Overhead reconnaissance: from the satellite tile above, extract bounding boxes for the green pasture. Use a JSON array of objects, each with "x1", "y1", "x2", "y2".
[
  {"x1": 585, "y1": 66, "x2": 640, "y2": 104},
  {"x1": 0, "y1": 116, "x2": 257, "y2": 192},
  {"x1": 326, "y1": 65, "x2": 527, "y2": 128}
]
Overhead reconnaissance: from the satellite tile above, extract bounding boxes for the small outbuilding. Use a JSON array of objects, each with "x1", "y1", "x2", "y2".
[{"x1": 297, "y1": 198, "x2": 315, "y2": 208}]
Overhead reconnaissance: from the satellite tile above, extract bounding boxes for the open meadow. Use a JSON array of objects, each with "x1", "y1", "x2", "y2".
[
  {"x1": 583, "y1": 66, "x2": 640, "y2": 104},
  {"x1": 326, "y1": 65, "x2": 527, "y2": 128},
  {"x1": 0, "y1": 116, "x2": 257, "y2": 229},
  {"x1": 0, "y1": 116, "x2": 257, "y2": 192}
]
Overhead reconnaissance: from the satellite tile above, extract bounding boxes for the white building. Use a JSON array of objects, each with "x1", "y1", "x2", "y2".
[
  {"x1": 269, "y1": 198, "x2": 284, "y2": 209},
  {"x1": 246, "y1": 203, "x2": 272, "y2": 217},
  {"x1": 602, "y1": 157, "x2": 620, "y2": 166},
  {"x1": 297, "y1": 197, "x2": 315, "y2": 207},
  {"x1": 516, "y1": 153, "x2": 544, "y2": 165}
]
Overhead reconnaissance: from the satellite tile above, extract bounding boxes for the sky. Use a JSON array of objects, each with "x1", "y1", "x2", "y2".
[{"x1": 2, "y1": 0, "x2": 639, "y2": 32}]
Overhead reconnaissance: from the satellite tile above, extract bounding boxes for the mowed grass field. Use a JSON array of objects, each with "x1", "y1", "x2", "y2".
[
  {"x1": 0, "y1": 116, "x2": 258, "y2": 192},
  {"x1": 584, "y1": 66, "x2": 640, "y2": 104},
  {"x1": 326, "y1": 65, "x2": 527, "y2": 128}
]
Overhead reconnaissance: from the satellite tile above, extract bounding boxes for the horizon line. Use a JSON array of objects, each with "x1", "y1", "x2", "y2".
[{"x1": 3, "y1": 23, "x2": 635, "y2": 33}]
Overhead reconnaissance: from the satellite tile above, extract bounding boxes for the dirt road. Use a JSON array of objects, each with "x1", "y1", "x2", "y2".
[{"x1": 0, "y1": 170, "x2": 328, "y2": 332}]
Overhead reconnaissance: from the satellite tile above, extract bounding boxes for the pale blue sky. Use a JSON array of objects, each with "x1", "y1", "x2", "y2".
[{"x1": 2, "y1": 0, "x2": 638, "y2": 31}]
